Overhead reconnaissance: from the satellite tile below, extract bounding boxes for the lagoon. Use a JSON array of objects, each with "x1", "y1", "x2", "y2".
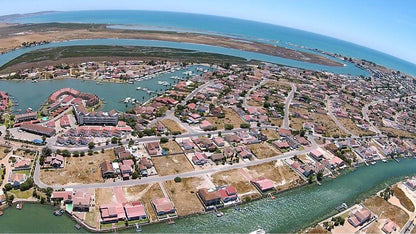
[{"x1": 0, "y1": 38, "x2": 368, "y2": 76}]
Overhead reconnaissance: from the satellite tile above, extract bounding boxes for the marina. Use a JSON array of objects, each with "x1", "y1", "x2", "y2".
[{"x1": 0, "y1": 65, "x2": 208, "y2": 114}]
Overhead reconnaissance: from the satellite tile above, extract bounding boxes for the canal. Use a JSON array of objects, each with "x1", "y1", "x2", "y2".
[{"x1": 0, "y1": 159, "x2": 414, "y2": 233}]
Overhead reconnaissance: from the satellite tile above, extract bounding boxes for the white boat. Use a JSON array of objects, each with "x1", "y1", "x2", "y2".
[
  {"x1": 136, "y1": 87, "x2": 142, "y2": 90},
  {"x1": 249, "y1": 228, "x2": 266, "y2": 234},
  {"x1": 216, "y1": 212, "x2": 224, "y2": 217}
]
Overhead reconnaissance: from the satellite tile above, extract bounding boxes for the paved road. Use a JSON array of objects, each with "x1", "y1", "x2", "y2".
[
  {"x1": 326, "y1": 95, "x2": 357, "y2": 138},
  {"x1": 148, "y1": 81, "x2": 213, "y2": 130},
  {"x1": 242, "y1": 78, "x2": 269, "y2": 110},
  {"x1": 36, "y1": 137, "x2": 318, "y2": 190},
  {"x1": 283, "y1": 83, "x2": 296, "y2": 129},
  {"x1": 362, "y1": 100, "x2": 383, "y2": 135},
  {"x1": 0, "y1": 149, "x2": 13, "y2": 189}
]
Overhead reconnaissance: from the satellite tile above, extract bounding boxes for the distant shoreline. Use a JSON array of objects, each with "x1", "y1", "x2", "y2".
[{"x1": 0, "y1": 22, "x2": 344, "y2": 68}]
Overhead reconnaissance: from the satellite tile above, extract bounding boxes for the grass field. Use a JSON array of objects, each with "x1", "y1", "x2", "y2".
[
  {"x1": 163, "y1": 178, "x2": 205, "y2": 216},
  {"x1": 160, "y1": 119, "x2": 186, "y2": 133},
  {"x1": 247, "y1": 142, "x2": 280, "y2": 159},
  {"x1": 363, "y1": 196, "x2": 409, "y2": 228},
  {"x1": 205, "y1": 108, "x2": 245, "y2": 130},
  {"x1": 9, "y1": 188, "x2": 33, "y2": 199},
  {"x1": 152, "y1": 154, "x2": 194, "y2": 176},
  {"x1": 210, "y1": 169, "x2": 260, "y2": 201},
  {"x1": 40, "y1": 150, "x2": 115, "y2": 185}
]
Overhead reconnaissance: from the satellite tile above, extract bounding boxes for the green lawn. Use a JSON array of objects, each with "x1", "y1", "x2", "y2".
[
  {"x1": 9, "y1": 188, "x2": 33, "y2": 199},
  {"x1": 14, "y1": 170, "x2": 30, "y2": 176},
  {"x1": 101, "y1": 221, "x2": 126, "y2": 229}
]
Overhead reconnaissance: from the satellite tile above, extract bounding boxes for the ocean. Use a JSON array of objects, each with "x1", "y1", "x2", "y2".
[{"x1": 8, "y1": 10, "x2": 416, "y2": 76}]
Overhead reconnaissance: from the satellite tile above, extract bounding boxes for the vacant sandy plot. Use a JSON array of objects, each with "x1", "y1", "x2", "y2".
[
  {"x1": 247, "y1": 100, "x2": 262, "y2": 107},
  {"x1": 123, "y1": 183, "x2": 164, "y2": 222},
  {"x1": 393, "y1": 185, "x2": 415, "y2": 212},
  {"x1": 153, "y1": 154, "x2": 194, "y2": 176},
  {"x1": 206, "y1": 108, "x2": 245, "y2": 130},
  {"x1": 363, "y1": 196, "x2": 409, "y2": 228},
  {"x1": 261, "y1": 129, "x2": 280, "y2": 140},
  {"x1": 95, "y1": 188, "x2": 116, "y2": 205},
  {"x1": 210, "y1": 169, "x2": 260, "y2": 201},
  {"x1": 160, "y1": 140, "x2": 184, "y2": 155},
  {"x1": 247, "y1": 142, "x2": 280, "y2": 159},
  {"x1": 161, "y1": 119, "x2": 186, "y2": 133},
  {"x1": 379, "y1": 127, "x2": 416, "y2": 138},
  {"x1": 337, "y1": 117, "x2": 375, "y2": 136},
  {"x1": 307, "y1": 225, "x2": 330, "y2": 234},
  {"x1": 0, "y1": 146, "x2": 9, "y2": 159},
  {"x1": 269, "y1": 118, "x2": 283, "y2": 127},
  {"x1": 247, "y1": 161, "x2": 303, "y2": 191},
  {"x1": 40, "y1": 150, "x2": 116, "y2": 185},
  {"x1": 163, "y1": 177, "x2": 205, "y2": 216}
]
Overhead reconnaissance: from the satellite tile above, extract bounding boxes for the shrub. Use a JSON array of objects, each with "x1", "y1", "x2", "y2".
[
  {"x1": 160, "y1": 137, "x2": 169, "y2": 143},
  {"x1": 174, "y1": 177, "x2": 181, "y2": 183}
]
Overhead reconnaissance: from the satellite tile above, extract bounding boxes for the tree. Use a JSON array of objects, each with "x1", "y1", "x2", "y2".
[
  {"x1": 160, "y1": 137, "x2": 169, "y2": 143},
  {"x1": 225, "y1": 124, "x2": 234, "y2": 130},
  {"x1": 88, "y1": 142, "x2": 95, "y2": 149},
  {"x1": 80, "y1": 151, "x2": 85, "y2": 157},
  {"x1": 4, "y1": 183, "x2": 12, "y2": 191},
  {"x1": 132, "y1": 171, "x2": 139, "y2": 179},
  {"x1": 20, "y1": 178, "x2": 34, "y2": 191},
  {"x1": 111, "y1": 137, "x2": 118, "y2": 144},
  {"x1": 128, "y1": 140, "x2": 135, "y2": 147},
  {"x1": 240, "y1": 123, "x2": 250, "y2": 129},
  {"x1": 61, "y1": 150, "x2": 70, "y2": 157},
  {"x1": 88, "y1": 150, "x2": 93, "y2": 156},
  {"x1": 72, "y1": 151, "x2": 79, "y2": 157},
  {"x1": 174, "y1": 177, "x2": 182, "y2": 183}
]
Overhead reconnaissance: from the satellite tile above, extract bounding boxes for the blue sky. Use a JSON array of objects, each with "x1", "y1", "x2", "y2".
[{"x1": 1, "y1": 0, "x2": 415, "y2": 64}]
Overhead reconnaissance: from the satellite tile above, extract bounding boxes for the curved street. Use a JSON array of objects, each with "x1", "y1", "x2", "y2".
[{"x1": 283, "y1": 83, "x2": 296, "y2": 129}]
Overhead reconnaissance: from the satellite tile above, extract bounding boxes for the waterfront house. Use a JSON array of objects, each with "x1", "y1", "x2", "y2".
[
  {"x1": 251, "y1": 178, "x2": 275, "y2": 193},
  {"x1": 151, "y1": 197, "x2": 176, "y2": 216},
  {"x1": 348, "y1": 206, "x2": 373, "y2": 227},
  {"x1": 100, "y1": 161, "x2": 115, "y2": 178},
  {"x1": 197, "y1": 188, "x2": 222, "y2": 208},
  {"x1": 99, "y1": 203, "x2": 126, "y2": 223},
  {"x1": 72, "y1": 190, "x2": 93, "y2": 212},
  {"x1": 218, "y1": 185, "x2": 238, "y2": 203},
  {"x1": 51, "y1": 191, "x2": 73, "y2": 203},
  {"x1": 15, "y1": 112, "x2": 37, "y2": 123},
  {"x1": 124, "y1": 202, "x2": 147, "y2": 221}
]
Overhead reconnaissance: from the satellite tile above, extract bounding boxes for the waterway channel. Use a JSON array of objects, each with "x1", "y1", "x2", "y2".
[{"x1": 0, "y1": 159, "x2": 414, "y2": 233}]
